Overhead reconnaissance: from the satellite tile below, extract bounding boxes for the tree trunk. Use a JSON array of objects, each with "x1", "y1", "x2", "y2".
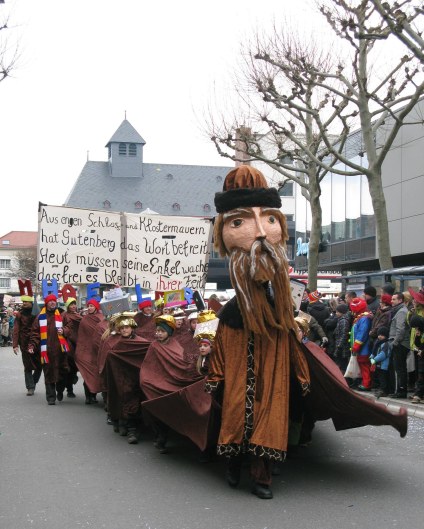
[
  {"x1": 367, "y1": 168, "x2": 393, "y2": 270},
  {"x1": 307, "y1": 190, "x2": 322, "y2": 291}
]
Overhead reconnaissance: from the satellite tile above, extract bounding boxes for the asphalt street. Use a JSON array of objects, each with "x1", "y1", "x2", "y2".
[{"x1": 1, "y1": 345, "x2": 423, "y2": 529}]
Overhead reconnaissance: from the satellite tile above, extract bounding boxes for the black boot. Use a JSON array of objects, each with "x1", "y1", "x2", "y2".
[
  {"x1": 225, "y1": 457, "x2": 242, "y2": 488},
  {"x1": 45, "y1": 383, "x2": 56, "y2": 405},
  {"x1": 127, "y1": 428, "x2": 138, "y2": 444},
  {"x1": 252, "y1": 483, "x2": 273, "y2": 499},
  {"x1": 83, "y1": 383, "x2": 92, "y2": 404}
]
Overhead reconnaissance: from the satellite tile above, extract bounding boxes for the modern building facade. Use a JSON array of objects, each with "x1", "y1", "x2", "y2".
[{"x1": 292, "y1": 98, "x2": 424, "y2": 273}]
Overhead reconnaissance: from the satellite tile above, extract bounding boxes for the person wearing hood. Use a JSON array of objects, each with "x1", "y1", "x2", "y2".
[
  {"x1": 307, "y1": 291, "x2": 330, "y2": 328},
  {"x1": 350, "y1": 297, "x2": 373, "y2": 391}
]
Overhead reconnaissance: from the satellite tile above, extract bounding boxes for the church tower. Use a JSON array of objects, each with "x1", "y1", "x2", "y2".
[{"x1": 106, "y1": 119, "x2": 146, "y2": 177}]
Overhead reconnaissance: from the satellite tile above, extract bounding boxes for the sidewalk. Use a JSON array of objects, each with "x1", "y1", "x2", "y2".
[{"x1": 354, "y1": 390, "x2": 424, "y2": 420}]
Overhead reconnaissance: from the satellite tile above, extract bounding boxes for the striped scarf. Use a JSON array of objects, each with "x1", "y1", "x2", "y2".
[{"x1": 38, "y1": 307, "x2": 70, "y2": 364}]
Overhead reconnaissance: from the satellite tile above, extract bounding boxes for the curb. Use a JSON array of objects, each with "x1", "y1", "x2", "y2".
[{"x1": 354, "y1": 390, "x2": 424, "y2": 420}]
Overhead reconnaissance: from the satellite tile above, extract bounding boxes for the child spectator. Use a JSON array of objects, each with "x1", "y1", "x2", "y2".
[{"x1": 369, "y1": 326, "x2": 394, "y2": 398}]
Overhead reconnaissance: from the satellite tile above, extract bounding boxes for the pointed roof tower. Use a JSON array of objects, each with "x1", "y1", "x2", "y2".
[
  {"x1": 106, "y1": 119, "x2": 145, "y2": 177},
  {"x1": 106, "y1": 119, "x2": 146, "y2": 147}
]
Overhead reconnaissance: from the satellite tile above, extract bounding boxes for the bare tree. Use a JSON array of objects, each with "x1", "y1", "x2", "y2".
[
  {"x1": 208, "y1": 34, "x2": 357, "y2": 289},
  {"x1": 0, "y1": 1, "x2": 19, "y2": 83},
  {"x1": 368, "y1": 0, "x2": 424, "y2": 62},
  {"x1": 8, "y1": 248, "x2": 37, "y2": 284},
  {"x1": 314, "y1": 0, "x2": 424, "y2": 269}
]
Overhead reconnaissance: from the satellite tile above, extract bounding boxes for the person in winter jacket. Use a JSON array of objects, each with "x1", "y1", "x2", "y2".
[
  {"x1": 333, "y1": 304, "x2": 351, "y2": 374},
  {"x1": 307, "y1": 291, "x2": 330, "y2": 328},
  {"x1": 389, "y1": 292, "x2": 411, "y2": 398},
  {"x1": 369, "y1": 327, "x2": 394, "y2": 398},
  {"x1": 369, "y1": 294, "x2": 393, "y2": 349},
  {"x1": 350, "y1": 297, "x2": 373, "y2": 391},
  {"x1": 408, "y1": 313, "x2": 424, "y2": 403},
  {"x1": 363, "y1": 286, "x2": 380, "y2": 315}
]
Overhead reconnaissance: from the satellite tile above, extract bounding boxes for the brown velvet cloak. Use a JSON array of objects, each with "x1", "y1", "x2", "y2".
[
  {"x1": 62, "y1": 311, "x2": 82, "y2": 355},
  {"x1": 140, "y1": 338, "x2": 215, "y2": 448},
  {"x1": 97, "y1": 329, "x2": 121, "y2": 392},
  {"x1": 29, "y1": 310, "x2": 69, "y2": 384},
  {"x1": 105, "y1": 335, "x2": 150, "y2": 421},
  {"x1": 12, "y1": 310, "x2": 40, "y2": 371},
  {"x1": 74, "y1": 312, "x2": 105, "y2": 393},
  {"x1": 134, "y1": 312, "x2": 157, "y2": 341},
  {"x1": 207, "y1": 297, "x2": 407, "y2": 457}
]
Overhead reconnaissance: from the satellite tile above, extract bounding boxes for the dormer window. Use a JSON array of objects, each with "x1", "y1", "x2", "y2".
[
  {"x1": 172, "y1": 203, "x2": 180, "y2": 211},
  {"x1": 135, "y1": 201, "x2": 142, "y2": 209},
  {"x1": 166, "y1": 173, "x2": 173, "y2": 180},
  {"x1": 103, "y1": 200, "x2": 111, "y2": 209},
  {"x1": 119, "y1": 143, "x2": 127, "y2": 155},
  {"x1": 129, "y1": 143, "x2": 137, "y2": 156},
  {"x1": 203, "y1": 203, "x2": 211, "y2": 212}
]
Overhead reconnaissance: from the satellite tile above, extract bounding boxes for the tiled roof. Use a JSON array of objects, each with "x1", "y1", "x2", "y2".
[
  {"x1": 0, "y1": 231, "x2": 38, "y2": 247},
  {"x1": 64, "y1": 161, "x2": 233, "y2": 217},
  {"x1": 106, "y1": 119, "x2": 146, "y2": 146}
]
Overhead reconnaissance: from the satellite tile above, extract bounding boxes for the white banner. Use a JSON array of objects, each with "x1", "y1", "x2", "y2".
[{"x1": 37, "y1": 205, "x2": 212, "y2": 289}]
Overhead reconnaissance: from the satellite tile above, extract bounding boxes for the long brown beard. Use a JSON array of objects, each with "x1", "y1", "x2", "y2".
[{"x1": 228, "y1": 239, "x2": 296, "y2": 336}]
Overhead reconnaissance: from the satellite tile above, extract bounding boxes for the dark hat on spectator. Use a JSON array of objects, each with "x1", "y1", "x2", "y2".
[
  {"x1": 377, "y1": 326, "x2": 390, "y2": 338},
  {"x1": 382, "y1": 283, "x2": 395, "y2": 295},
  {"x1": 336, "y1": 304, "x2": 348, "y2": 314},
  {"x1": 380, "y1": 294, "x2": 393, "y2": 305},
  {"x1": 409, "y1": 314, "x2": 424, "y2": 331},
  {"x1": 364, "y1": 286, "x2": 377, "y2": 297}
]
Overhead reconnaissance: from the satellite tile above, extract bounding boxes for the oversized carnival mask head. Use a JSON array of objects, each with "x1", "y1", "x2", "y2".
[{"x1": 214, "y1": 165, "x2": 295, "y2": 335}]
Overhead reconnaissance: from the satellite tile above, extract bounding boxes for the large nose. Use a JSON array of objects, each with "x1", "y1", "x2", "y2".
[{"x1": 253, "y1": 208, "x2": 267, "y2": 239}]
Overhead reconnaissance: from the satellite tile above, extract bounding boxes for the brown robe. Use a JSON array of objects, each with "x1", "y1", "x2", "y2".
[
  {"x1": 74, "y1": 311, "x2": 105, "y2": 393},
  {"x1": 134, "y1": 312, "x2": 157, "y2": 341},
  {"x1": 29, "y1": 310, "x2": 69, "y2": 384},
  {"x1": 97, "y1": 329, "x2": 121, "y2": 392},
  {"x1": 105, "y1": 335, "x2": 150, "y2": 421},
  {"x1": 12, "y1": 309, "x2": 39, "y2": 371},
  {"x1": 207, "y1": 297, "x2": 407, "y2": 460},
  {"x1": 62, "y1": 311, "x2": 82, "y2": 355}
]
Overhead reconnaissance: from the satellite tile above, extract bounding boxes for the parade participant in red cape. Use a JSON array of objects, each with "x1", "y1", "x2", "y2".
[
  {"x1": 74, "y1": 299, "x2": 105, "y2": 404},
  {"x1": 12, "y1": 295, "x2": 42, "y2": 396},
  {"x1": 207, "y1": 165, "x2": 407, "y2": 500},
  {"x1": 105, "y1": 313, "x2": 150, "y2": 445},
  {"x1": 350, "y1": 297, "x2": 373, "y2": 391},
  {"x1": 28, "y1": 294, "x2": 70, "y2": 405},
  {"x1": 62, "y1": 297, "x2": 82, "y2": 398},
  {"x1": 134, "y1": 299, "x2": 157, "y2": 341},
  {"x1": 140, "y1": 314, "x2": 203, "y2": 453}
]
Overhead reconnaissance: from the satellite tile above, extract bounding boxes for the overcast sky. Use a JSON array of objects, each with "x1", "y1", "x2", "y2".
[{"x1": 1, "y1": 0, "x2": 321, "y2": 235}]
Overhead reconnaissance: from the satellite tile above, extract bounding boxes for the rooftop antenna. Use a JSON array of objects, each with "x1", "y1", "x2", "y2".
[{"x1": 124, "y1": 110, "x2": 127, "y2": 119}]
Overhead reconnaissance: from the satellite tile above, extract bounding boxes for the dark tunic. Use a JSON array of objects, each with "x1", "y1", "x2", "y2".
[
  {"x1": 74, "y1": 312, "x2": 105, "y2": 393},
  {"x1": 105, "y1": 335, "x2": 150, "y2": 421},
  {"x1": 134, "y1": 312, "x2": 157, "y2": 341},
  {"x1": 12, "y1": 309, "x2": 40, "y2": 371},
  {"x1": 29, "y1": 310, "x2": 69, "y2": 384}
]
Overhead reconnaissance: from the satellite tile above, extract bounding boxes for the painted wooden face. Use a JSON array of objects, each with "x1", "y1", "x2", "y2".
[{"x1": 222, "y1": 207, "x2": 282, "y2": 252}]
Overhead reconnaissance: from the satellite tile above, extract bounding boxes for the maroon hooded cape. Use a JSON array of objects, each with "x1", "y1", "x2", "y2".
[
  {"x1": 74, "y1": 312, "x2": 105, "y2": 393},
  {"x1": 105, "y1": 335, "x2": 150, "y2": 421},
  {"x1": 140, "y1": 338, "x2": 217, "y2": 449}
]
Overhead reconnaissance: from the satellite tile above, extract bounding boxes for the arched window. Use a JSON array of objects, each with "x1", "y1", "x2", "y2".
[
  {"x1": 172, "y1": 203, "x2": 180, "y2": 211},
  {"x1": 103, "y1": 200, "x2": 111, "y2": 209},
  {"x1": 203, "y1": 203, "x2": 211, "y2": 212},
  {"x1": 135, "y1": 201, "x2": 142, "y2": 209},
  {"x1": 129, "y1": 143, "x2": 137, "y2": 156},
  {"x1": 119, "y1": 143, "x2": 127, "y2": 155}
]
